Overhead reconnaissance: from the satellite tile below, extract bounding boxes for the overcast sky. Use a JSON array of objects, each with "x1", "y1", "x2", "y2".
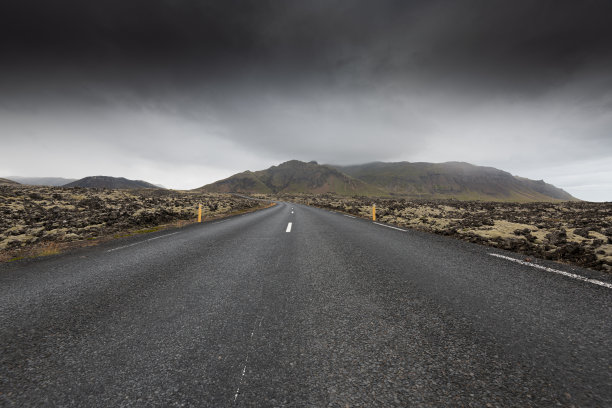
[{"x1": 1, "y1": 0, "x2": 611, "y2": 201}]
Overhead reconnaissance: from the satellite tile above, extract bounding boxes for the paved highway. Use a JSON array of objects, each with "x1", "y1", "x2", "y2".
[{"x1": 1, "y1": 201, "x2": 611, "y2": 407}]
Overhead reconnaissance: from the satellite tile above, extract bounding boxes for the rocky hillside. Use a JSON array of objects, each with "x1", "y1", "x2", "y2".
[
  {"x1": 198, "y1": 160, "x2": 384, "y2": 195},
  {"x1": 333, "y1": 161, "x2": 576, "y2": 201},
  {"x1": 64, "y1": 176, "x2": 161, "y2": 189}
]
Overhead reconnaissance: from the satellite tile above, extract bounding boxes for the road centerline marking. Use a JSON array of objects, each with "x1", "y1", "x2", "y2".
[
  {"x1": 286, "y1": 222, "x2": 292, "y2": 232},
  {"x1": 490, "y1": 253, "x2": 612, "y2": 289},
  {"x1": 373, "y1": 222, "x2": 406, "y2": 232}
]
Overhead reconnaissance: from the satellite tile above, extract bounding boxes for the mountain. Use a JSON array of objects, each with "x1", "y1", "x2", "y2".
[
  {"x1": 332, "y1": 161, "x2": 576, "y2": 201},
  {"x1": 5, "y1": 176, "x2": 77, "y2": 186},
  {"x1": 197, "y1": 160, "x2": 384, "y2": 195},
  {"x1": 199, "y1": 160, "x2": 576, "y2": 201},
  {"x1": 0, "y1": 177, "x2": 20, "y2": 185},
  {"x1": 63, "y1": 176, "x2": 161, "y2": 189}
]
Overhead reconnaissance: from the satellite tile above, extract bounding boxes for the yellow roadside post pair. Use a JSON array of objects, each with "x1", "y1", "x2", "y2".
[{"x1": 197, "y1": 203, "x2": 375, "y2": 222}]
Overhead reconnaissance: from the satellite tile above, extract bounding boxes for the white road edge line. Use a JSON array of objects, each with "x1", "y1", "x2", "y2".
[
  {"x1": 286, "y1": 222, "x2": 292, "y2": 232},
  {"x1": 344, "y1": 214, "x2": 356, "y2": 219},
  {"x1": 489, "y1": 253, "x2": 612, "y2": 289},
  {"x1": 106, "y1": 231, "x2": 180, "y2": 252},
  {"x1": 373, "y1": 222, "x2": 406, "y2": 232}
]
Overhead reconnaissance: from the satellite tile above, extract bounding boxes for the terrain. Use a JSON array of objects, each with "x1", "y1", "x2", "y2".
[
  {"x1": 200, "y1": 160, "x2": 576, "y2": 201},
  {"x1": 64, "y1": 176, "x2": 161, "y2": 189},
  {"x1": 273, "y1": 193, "x2": 612, "y2": 272},
  {"x1": 0, "y1": 185, "x2": 268, "y2": 261}
]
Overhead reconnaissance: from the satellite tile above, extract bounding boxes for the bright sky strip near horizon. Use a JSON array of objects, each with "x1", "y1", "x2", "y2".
[{"x1": 1, "y1": 1, "x2": 611, "y2": 201}]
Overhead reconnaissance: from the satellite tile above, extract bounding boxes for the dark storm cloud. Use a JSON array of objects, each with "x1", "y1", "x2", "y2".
[{"x1": 2, "y1": 0, "x2": 612, "y2": 97}]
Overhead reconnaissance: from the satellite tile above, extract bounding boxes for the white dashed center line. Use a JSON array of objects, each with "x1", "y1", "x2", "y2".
[
  {"x1": 286, "y1": 222, "x2": 292, "y2": 232},
  {"x1": 490, "y1": 253, "x2": 612, "y2": 289}
]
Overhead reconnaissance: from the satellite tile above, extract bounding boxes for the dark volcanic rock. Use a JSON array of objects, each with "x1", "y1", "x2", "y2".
[{"x1": 545, "y1": 229, "x2": 568, "y2": 246}]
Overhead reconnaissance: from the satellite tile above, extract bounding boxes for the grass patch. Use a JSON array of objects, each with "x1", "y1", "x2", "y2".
[
  {"x1": 36, "y1": 242, "x2": 61, "y2": 257},
  {"x1": 135, "y1": 226, "x2": 162, "y2": 234}
]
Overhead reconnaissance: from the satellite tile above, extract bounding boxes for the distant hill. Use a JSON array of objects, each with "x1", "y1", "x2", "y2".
[
  {"x1": 332, "y1": 161, "x2": 576, "y2": 201},
  {"x1": 197, "y1": 160, "x2": 385, "y2": 195},
  {"x1": 0, "y1": 177, "x2": 20, "y2": 185},
  {"x1": 198, "y1": 160, "x2": 576, "y2": 201},
  {"x1": 5, "y1": 177, "x2": 77, "y2": 186},
  {"x1": 64, "y1": 176, "x2": 161, "y2": 189}
]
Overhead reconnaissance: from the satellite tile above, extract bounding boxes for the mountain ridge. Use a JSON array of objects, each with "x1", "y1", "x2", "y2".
[{"x1": 198, "y1": 160, "x2": 577, "y2": 202}]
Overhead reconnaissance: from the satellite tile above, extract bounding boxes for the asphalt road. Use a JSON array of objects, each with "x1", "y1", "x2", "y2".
[{"x1": 1, "y1": 201, "x2": 612, "y2": 407}]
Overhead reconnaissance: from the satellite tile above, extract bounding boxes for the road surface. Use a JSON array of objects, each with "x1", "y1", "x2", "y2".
[{"x1": 1, "y1": 201, "x2": 611, "y2": 407}]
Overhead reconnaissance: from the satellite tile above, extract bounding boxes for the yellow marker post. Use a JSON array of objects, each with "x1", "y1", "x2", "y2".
[
  {"x1": 198, "y1": 203, "x2": 202, "y2": 223},
  {"x1": 372, "y1": 204, "x2": 376, "y2": 221}
]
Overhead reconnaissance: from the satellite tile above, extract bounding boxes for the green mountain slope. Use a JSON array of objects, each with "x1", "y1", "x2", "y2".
[
  {"x1": 197, "y1": 160, "x2": 384, "y2": 195},
  {"x1": 333, "y1": 161, "x2": 577, "y2": 201}
]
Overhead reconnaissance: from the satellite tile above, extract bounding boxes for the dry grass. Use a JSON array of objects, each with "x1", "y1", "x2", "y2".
[{"x1": 36, "y1": 242, "x2": 61, "y2": 257}]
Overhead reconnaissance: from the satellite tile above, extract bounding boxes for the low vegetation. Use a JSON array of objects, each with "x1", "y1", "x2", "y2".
[
  {"x1": 273, "y1": 193, "x2": 612, "y2": 273},
  {"x1": 0, "y1": 185, "x2": 268, "y2": 261}
]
